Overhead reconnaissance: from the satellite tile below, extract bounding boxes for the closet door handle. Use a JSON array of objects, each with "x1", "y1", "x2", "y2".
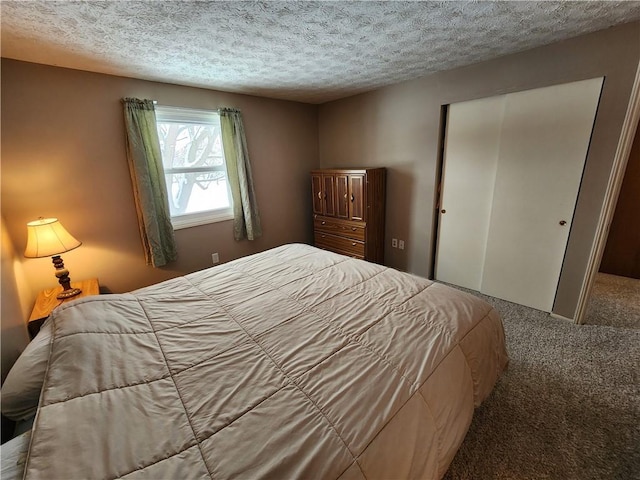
[
  {"x1": 559, "y1": 220, "x2": 567, "y2": 226},
  {"x1": 350, "y1": 194, "x2": 355, "y2": 202},
  {"x1": 317, "y1": 191, "x2": 322, "y2": 199}
]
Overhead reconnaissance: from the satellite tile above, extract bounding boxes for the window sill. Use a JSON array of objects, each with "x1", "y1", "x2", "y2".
[{"x1": 172, "y1": 211, "x2": 234, "y2": 230}]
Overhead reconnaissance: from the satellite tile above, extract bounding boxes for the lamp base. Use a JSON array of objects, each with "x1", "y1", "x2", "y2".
[{"x1": 57, "y1": 288, "x2": 82, "y2": 300}]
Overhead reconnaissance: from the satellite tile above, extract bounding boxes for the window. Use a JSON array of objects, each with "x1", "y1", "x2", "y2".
[{"x1": 155, "y1": 105, "x2": 233, "y2": 229}]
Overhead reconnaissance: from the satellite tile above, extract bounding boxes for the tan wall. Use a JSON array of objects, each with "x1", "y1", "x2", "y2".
[
  {"x1": 1, "y1": 60, "x2": 318, "y2": 306},
  {"x1": 318, "y1": 21, "x2": 640, "y2": 319},
  {"x1": 1, "y1": 217, "x2": 31, "y2": 383}
]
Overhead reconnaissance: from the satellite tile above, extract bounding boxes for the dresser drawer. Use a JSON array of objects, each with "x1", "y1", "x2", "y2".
[
  {"x1": 314, "y1": 216, "x2": 365, "y2": 241},
  {"x1": 315, "y1": 232, "x2": 365, "y2": 258}
]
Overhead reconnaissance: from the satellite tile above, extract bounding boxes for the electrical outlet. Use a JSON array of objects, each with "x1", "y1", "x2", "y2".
[
  {"x1": 211, "y1": 253, "x2": 220, "y2": 264},
  {"x1": 392, "y1": 238, "x2": 398, "y2": 248},
  {"x1": 398, "y1": 240, "x2": 405, "y2": 250}
]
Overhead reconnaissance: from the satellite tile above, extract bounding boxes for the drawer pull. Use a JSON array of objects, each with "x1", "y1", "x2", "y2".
[
  {"x1": 352, "y1": 242, "x2": 357, "y2": 246},
  {"x1": 351, "y1": 227, "x2": 357, "y2": 231},
  {"x1": 321, "y1": 221, "x2": 326, "y2": 225}
]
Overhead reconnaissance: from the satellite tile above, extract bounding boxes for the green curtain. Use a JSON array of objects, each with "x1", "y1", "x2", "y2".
[
  {"x1": 122, "y1": 98, "x2": 177, "y2": 267},
  {"x1": 219, "y1": 108, "x2": 262, "y2": 241}
]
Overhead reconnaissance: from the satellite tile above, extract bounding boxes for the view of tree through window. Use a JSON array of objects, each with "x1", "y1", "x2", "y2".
[{"x1": 155, "y1": 107, "x2": 231, "y2": 224}]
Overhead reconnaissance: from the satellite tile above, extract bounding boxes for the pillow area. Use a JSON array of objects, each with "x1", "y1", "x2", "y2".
[{"x1": 1, "y1": 320, "x2": 52, "y2": 422}]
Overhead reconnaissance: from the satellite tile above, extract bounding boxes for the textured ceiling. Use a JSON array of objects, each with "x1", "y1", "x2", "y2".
[{"x1": 2, "y1": 1, "x2": 640, "y2": 104}]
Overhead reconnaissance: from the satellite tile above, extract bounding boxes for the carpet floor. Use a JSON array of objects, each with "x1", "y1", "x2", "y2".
[
  {"x1": 443, "y1": 287, "x2": 640, "y2": 480},
  {"x1": 583, "y1": 273, "x2": 640, "y2": 329}
]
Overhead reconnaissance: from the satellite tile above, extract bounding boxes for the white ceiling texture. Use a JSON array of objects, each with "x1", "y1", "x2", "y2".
[{"x1": 2, "y1": 1, "x2": 640, "y2": 104}]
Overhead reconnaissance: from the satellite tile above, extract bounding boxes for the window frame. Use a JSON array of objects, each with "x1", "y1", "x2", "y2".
[{"x1": 155, "y1": 105, "x2": 233, "y2": 230}]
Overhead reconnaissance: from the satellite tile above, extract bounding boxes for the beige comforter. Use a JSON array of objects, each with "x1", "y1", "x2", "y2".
[{"x1": 24, "y1": 244, "x2": 507, "y2": 479}]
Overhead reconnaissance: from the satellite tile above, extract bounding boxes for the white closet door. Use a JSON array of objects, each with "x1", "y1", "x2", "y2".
[
  {"x1": 435, "y1": 96, "x2": 505, "y2": 290},
  {"x1": 435, "y1": 77, "x2": 603, "y2": 311},
  {"x1": 480, "y1": 77, "x2": 603, "y2": 311}
]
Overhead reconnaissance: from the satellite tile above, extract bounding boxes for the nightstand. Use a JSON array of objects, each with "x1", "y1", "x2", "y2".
[{"x1": 28, "y1": 278, "x2": 100, "y2": 338}]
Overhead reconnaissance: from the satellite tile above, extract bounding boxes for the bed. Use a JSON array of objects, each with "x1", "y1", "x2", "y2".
[{"x1": 4, "y1": 243, "x2": 508, "y2": 479}]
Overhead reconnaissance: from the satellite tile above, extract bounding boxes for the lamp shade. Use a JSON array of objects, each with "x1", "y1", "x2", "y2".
[{"x1": 24, "y1": 218, "x2": 82, "y2": 258}]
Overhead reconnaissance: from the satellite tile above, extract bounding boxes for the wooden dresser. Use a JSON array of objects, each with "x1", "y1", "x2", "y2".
[{"x1": 311, "y1": 168, "x2": 386, "y2": 263}]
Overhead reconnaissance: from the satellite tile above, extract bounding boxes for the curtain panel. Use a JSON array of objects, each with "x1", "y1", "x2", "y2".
[
  {"x1": 122, "y1": 98, "x2": 177, "y2": 267},
  {"x1": 219, "y1": 108, "x2": 262, "y2": 241}
]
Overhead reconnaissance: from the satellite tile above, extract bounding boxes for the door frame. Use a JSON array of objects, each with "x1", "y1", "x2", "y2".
[{"x1": 575, "y1": 60, "x2": 640, "y2": 324}]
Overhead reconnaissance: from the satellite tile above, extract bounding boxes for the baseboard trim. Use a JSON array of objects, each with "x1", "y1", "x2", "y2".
[{"x1": 550, "y1": 312, "x2": 575, "y2": 323}]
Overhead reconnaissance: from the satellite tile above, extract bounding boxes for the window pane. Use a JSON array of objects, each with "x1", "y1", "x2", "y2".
[
  {"x1": 165, "y1": 172, "x2": 230, "y2": 216},
  {"x1": 157, "y1": 122, "x2": 224, "y2": 169},
  {"x1": 155, "y1": 106, "x2": 233, "y2": 227}
]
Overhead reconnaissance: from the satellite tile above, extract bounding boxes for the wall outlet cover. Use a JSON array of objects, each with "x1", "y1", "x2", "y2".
[{"x1": 211, "y1": 253, "x2": 220, "y2": 264}]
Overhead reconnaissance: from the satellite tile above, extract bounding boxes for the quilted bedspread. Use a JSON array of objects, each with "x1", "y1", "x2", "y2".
[{"x1": 24, "y1": 244, "x2": 508, "y2": 479}]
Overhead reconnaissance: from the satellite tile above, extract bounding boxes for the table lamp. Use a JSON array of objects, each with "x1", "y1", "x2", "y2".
[{"x1": 24, "y1": 217, "x2": 83, "y2": 299}]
